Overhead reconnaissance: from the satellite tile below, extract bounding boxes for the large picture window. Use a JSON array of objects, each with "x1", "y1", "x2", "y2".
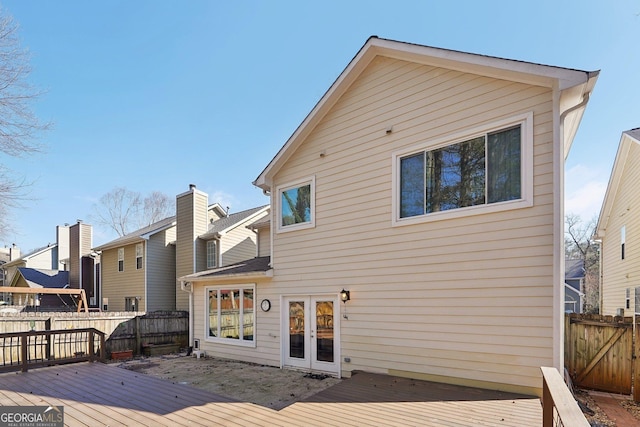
[
  {"x1": 394, "y1": 114, "x2": 532, "y2": 224},
  {"x1": 276, "y1": 177, "x2": 315, "y2": 232},
  {"x1": 206, "y1": 285, "x2": 255, "y2": 346}
]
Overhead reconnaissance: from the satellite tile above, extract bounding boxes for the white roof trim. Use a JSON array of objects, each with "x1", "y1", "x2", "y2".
[
  {"x1": 253, "y1": 36, "x2": 598, "y2": 190},
  {"x1": 595, "y1": 130, "x2": 640, "y2": 238}
]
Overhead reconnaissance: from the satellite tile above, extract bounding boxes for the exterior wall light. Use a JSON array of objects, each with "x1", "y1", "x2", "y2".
[{"x1": 340, "y1": 289, "x2": 350, "y2": 303}]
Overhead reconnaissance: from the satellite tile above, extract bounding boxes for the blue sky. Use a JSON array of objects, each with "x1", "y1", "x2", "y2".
[{"x1": 2, "y1": 0, "x2": 638, "y2": 252}]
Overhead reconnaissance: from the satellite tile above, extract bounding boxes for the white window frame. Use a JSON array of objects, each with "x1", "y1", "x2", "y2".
[
  {"x1": 136, "y1": 243, "x2": 143, "y2": 270},
  {"x1": 391, "y1": 112, "x2": 534, "y2": 227},
  {"x1": 117, "y1": 248, "x2": 124, "y2": 272},
  {"x1": 206, "y1": 240, "x2": 218, "y2": 269},
  {"x1": 276, "y1": 176, "x2": 316, "y2": 233},
  {"x1": 205, "y1": 284, "x2": 256, "y2": 348}
]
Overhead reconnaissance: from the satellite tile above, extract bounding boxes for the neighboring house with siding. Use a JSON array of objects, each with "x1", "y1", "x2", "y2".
[
  {"x1": 94, "y1": 216, "x2": 177, "y2": 312},
  {"x1": 179, "y1": 37, "x2": 598, "y2": 397},
  {"x1": 175, "y1": 184, "x2": 269, "y2": 311},
  {"x1": 595, "y1": 128, "x2": 640, "y2": 316},
  {"x1": 1, "y1": 221, "x2": 95, "y2": 307},
  {"x1": 565, "y1": 258, "x2": 584, "y2": 313}
]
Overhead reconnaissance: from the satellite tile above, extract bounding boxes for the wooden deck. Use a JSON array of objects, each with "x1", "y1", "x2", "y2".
[{"x1": 0, "y1": 362, "x2": 542, "y2": 426}]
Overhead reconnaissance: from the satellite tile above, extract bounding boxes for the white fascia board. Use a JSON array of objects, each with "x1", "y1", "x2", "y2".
[
  {"x1": 140, "y1": 221, "x2": 176, "y2": 240},
  {"x1": 219, "y1": 206, "x2": 270, "y2": 236},
  {"x1": 253, "y1": 36, "x2": 598, "y2": 190},
  {"x1": 595, "y1": 132, "x2": 640, "y2": 238}
]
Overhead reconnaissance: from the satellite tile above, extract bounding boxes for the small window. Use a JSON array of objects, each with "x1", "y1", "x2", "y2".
[
  {"x1": 277, "y1": 177, "x2": 315, "y2": 232},
  {"x1": 136, "y1": 243, "x2": 143, "y2": 270},
  {"x1": 207, "y1": 285, "x2": 255, "y2": 346},
  {"x1": 206, "y1": 240, "x2": 218, "y2": 269},
  {"x1": 118, "y1": 248, "x2": 124, "y2": 272},
  {"x1": 621, "y1": 226, "x2": 626, "y2": 260},
  {"x1": 125, "y1": 297, "x2": 138, "y2": 312},
  {"x1": 626, "y1": 288, "x2": 631, "y2": 310}
]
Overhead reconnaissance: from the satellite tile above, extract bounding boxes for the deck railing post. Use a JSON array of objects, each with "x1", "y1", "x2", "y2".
[
  {"x1": 20, "y1": 334, "x2": 28, "y2": 373},
  {"x1": 542, "y1": 375, "x2": 553, "y2": 427},
  {"x1": 89, "y1": 330, "x2": 95, "y2": 362}
]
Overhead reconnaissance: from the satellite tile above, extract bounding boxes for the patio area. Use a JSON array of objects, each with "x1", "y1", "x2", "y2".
[{"x1": 0, "y1": 362, "x2": 542, "y2": 426}]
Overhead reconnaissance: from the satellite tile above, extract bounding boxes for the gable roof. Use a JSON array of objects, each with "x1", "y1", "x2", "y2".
[
  {"x1": 254, "y1": 36, "x2": 598, "y2": 190},
  {"x1": 565, "y1": 259, "x2": 585, "y2": 281},
  {"x1": 11, "y1": 267, "x2": 70, "y2": 289},
  {"x1": 1, "y1": 244, "x2": 57, "y2": 269},
  {"x1": 93, "y1": 216, "x2": 176, "y2": 251},
  {"x1": 595, "y1": 128, "x2": 640, "y2": 238},
  {"x1": 178, "y1": 256, "x2": 272, "y2": 283},
  {"x1": 199, "y1": 205, "x2": 269, "y2": 239}
]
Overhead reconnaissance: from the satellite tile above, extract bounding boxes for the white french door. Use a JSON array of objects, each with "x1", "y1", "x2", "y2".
[{"x1": 283, "y1": 295, "x2": 339, "y2": 374}]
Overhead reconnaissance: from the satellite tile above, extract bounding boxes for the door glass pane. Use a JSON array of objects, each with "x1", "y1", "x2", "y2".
[
  {"x1": 315, "y1": 301, "x2": 334, "y2": 362},
  {"x1": 289, "y1": 301, "x2": 305, "y2": 358}
]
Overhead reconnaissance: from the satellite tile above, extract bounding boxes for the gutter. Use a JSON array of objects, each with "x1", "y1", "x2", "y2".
[{"x1": 180, "y1": 280, "x2": 194, "y2": 350}]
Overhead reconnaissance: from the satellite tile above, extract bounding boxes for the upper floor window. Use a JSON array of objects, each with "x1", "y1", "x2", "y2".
[
  {"x1": 393, "y1": 113, "x2": 533, "y2": 225},
  {"x1": 136, "y1": 243, "x2": 143, "y2": 270},
  {"x1": 276, "y1": 176, "x2": 315, "y2": 233},
  {"x1": 117, "y1": 248, "x2": 124, "y2": 272},
  {"x1": 206, "y1": 240, "x2": 218, "y2": 269}
]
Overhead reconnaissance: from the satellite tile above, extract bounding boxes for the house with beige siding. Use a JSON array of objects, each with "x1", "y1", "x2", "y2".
[
  {"x1": 94, "y1": 216, "x2": 177, "y2": 312},
  {"x1": 595, "y1": 128, "x2": 640, "y2": 316},
  {"x1": 96, "y1": 184, "x2": 268, "y2": 312},
  {"x1": 1, "y1": 221, "x2": 95, "y2": 307},
  {"x1": 179, "y1": 37, "x2": 598, "y2": 396},
  {"x1": 175, "y1": 184, "x2": 269, "y2": 311}
]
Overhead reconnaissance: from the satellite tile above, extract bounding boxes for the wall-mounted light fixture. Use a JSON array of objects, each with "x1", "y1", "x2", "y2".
[{"x1": 340, "y1": 289, "x2": 350, "y2": 303}]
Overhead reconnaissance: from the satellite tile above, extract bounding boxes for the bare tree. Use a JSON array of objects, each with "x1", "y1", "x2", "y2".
[
  {"x1": 92, "y1": 187, "x2": 174, "y2": 237},
  {"x1": 0, "y1": 7, "x2": 49, "y2": 239},
  {"x1": 143, "y1": 191, "x2": 173, "y2": 226},
  {"x1": 565, "y1": 213, "x2": 600, "y2": 313}
]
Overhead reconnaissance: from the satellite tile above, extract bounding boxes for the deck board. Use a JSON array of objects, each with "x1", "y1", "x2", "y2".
[{"x1": 0, "y1": 362, "x2": 542, "y2": 426}]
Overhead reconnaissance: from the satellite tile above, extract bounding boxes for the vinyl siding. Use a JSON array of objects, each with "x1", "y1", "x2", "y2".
[
  {"x1": 189, "y1": 56, "x2": 560, "y2": 395},
  {"x1": 191, "y1": 278, "x2": 280, "y2": 367},
  {"x1": 176, "y1": 189, "x2": 208, "y2": 310},
  {"x1": 69, "y1": 223, "x2": 92, "y2": 288},
  {"x1": 100, "y1": 243, "x2": 145, "y2": 312},
  {"x1": 220, "y1": 217, "x2": 268, "y2": 266},
  {"x1": 257, "y1": 227, "x2": 270, "y2": 258},
  {"x1": 268, "y1": 57, "x2": 555, "y2": 394},
  {"x1": 601, "y1": 141, "x2": 640, "y2": 315},
  {"x1": 146, "y1": 228, "x2": 177, "y2": 311}
]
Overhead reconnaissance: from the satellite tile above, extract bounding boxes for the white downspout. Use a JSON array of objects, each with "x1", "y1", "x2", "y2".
[
  {"x1": 180, "y1": 280, "x2": 194, "y2": 347},
  {"x1": 555, "y1": 87, "x2": 594, "y2": 371}
]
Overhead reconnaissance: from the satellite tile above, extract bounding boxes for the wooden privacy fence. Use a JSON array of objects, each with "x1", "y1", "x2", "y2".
[
  {"x1": 564, "y1": 313, "x2": 639, "y2": 401},
  {"x1": 0, "y1": 311, "x2": 188, "y2": 358},
  {"x1": 106, "y1": 311, "x2": 188, "y2": 355}
]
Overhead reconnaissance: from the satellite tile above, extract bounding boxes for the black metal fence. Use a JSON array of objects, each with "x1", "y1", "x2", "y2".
[{"x1": 0, "y1": 328, "x2": 105, "y2": 372}]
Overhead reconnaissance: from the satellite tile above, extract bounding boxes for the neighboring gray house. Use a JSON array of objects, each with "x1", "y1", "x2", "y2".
[{"x1": 565, "y1": 259, "x2": 585, "y2": 313}]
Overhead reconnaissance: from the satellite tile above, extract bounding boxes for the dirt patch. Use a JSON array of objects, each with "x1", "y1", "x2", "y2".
[
  {"x1": 574, "y1": 388, "x2": 640, "y2": 426},
  {"x1": 114, "y1": 353, "x2": 341, "y2": 410}
]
